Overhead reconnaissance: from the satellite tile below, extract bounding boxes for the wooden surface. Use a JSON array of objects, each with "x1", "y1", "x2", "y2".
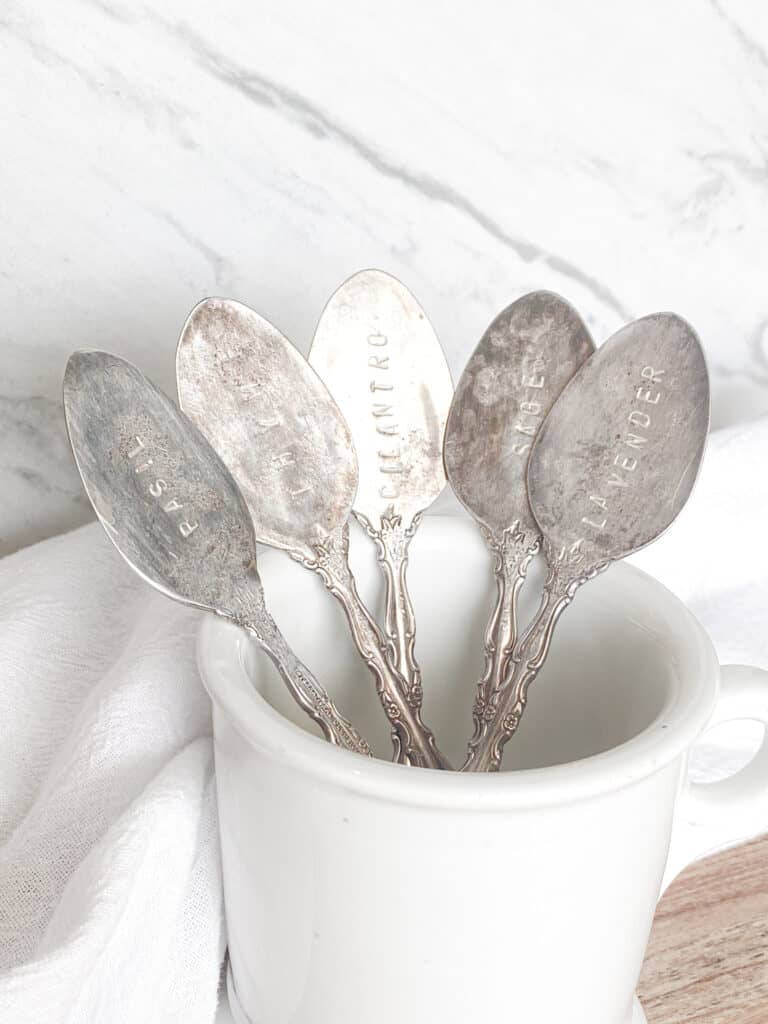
[{"x1": 639, "y1": 835, "x2": 768, "y2": 1022}]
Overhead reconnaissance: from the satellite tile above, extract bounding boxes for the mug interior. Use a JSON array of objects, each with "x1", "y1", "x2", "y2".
[{"x1": 215, "y1": 515, "x2": 716, "y2": 775}]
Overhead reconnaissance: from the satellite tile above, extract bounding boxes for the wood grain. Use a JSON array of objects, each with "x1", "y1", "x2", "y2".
[{"x1": 639, "y1": 835, "x2": 768, "y2": 1022}]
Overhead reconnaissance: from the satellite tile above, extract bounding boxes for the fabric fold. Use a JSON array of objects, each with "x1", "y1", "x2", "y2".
[{"x1": 0, "y1": 527, "x2": 223, "y2": 1023}]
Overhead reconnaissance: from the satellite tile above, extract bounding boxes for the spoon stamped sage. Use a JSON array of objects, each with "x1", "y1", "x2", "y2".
[
  {"x1": 309, "y1": 269, "x2": 453, "y2": 709},
  {"x1": 444, "y1": 292, "x2": 594, "y2": 767},
  {"x1": 176, "y1": 298, "x2": 451, "y2": 769},
  {"x1": 466, "y1": 312, "x2": 710, "y2": 771},
  {"x1": 63, "y1": 350, "x2": 371, "y2": 757}
]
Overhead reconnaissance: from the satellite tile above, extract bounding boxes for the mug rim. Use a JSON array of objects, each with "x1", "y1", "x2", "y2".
[{"x1": 198, "y1": 520, "x2": 720, "y2": 810}]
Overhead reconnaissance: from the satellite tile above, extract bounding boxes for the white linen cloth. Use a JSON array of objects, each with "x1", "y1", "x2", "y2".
[
  {"x1": 0, "y1": 528, "x2": 224, "y2": 1023},
  {"x1": 0, "y1": 416, "x2": 767, "y2": 1023}
]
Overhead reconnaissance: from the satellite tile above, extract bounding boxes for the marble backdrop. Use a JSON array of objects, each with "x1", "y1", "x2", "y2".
[{"x1": 2, "y1": 0, "x2": 768, "y2": 554}]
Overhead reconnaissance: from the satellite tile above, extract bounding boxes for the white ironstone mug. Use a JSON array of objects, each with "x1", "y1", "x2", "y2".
[{"x1": 198, "y1": 517, "x2": 768, "y2": 1024}]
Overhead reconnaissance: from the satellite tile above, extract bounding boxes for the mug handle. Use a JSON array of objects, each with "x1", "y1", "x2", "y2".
[{"x1": 662, "y1": 664, "x2": 768, "y2": 893}]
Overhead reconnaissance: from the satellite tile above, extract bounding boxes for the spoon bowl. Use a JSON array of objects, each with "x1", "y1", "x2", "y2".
[
  {"x1": 63, "y1": 350, "x2": 256, "y2": 617},
  {"x1": 529, "y1": 312, "x2": 710, "y2": 564},
  {"x1": 445, "y1": 290, "x2": 595, "y2": 538},
  {"x1": 177, "y1": 297, "x2": 358, "y2": 562},
  {"x1": 311, "y1": 268, "x2": 452, "y2": 527}
]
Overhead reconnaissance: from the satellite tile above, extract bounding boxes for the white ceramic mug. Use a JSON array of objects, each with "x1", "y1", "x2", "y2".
[{"x1": 198, "y1": 517, "x2": 768, "y2": 1024}]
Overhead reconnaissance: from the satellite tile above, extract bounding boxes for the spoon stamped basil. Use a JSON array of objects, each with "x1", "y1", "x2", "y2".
[{"x1": 63, "y1": 350, "x2": 371, "y2": 757}]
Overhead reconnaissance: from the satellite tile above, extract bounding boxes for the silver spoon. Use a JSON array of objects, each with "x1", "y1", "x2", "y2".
[
  {"x1": 63, "y1": 350, "x2": 372, "y2": 758},
  {"x1": 176, "y1": 298, "x2": 451, "y2": 769},
  {"x1": 309, "y1": 269, "x2": 453, "y2": 710},
  {"x1": 444, "y1": 292, "x2": 594, "y2": 767},
  {"x1": 465, "y1": 312, "x2": 710, "y2": 771}
]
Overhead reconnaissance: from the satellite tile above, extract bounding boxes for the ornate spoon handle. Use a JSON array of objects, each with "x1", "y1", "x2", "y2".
[
  {"x1": 235, "y1": 580, "x2": 372, "y2": 757},
  {"x1": 464, "y1": 525, "x2": 540, "y2": 764},
  {"x1": 355, "y1": 510, "x2": 422, "y2": 708},
  {"x1": 295, "y1": 524, "x2": 451, "y2": 770},
  {"x1": 463, "y1": 546, "x2": 606, "y2": 772}
]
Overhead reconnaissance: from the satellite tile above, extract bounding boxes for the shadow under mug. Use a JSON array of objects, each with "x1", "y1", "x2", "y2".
[{"x1": 198, "y1": 516, "x2": 768, "y2": 1024}]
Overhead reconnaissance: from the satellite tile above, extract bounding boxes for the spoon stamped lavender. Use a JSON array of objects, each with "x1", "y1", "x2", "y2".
[{"x1": 466, "y1": 313, "x2": 710, "y2": 771}]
